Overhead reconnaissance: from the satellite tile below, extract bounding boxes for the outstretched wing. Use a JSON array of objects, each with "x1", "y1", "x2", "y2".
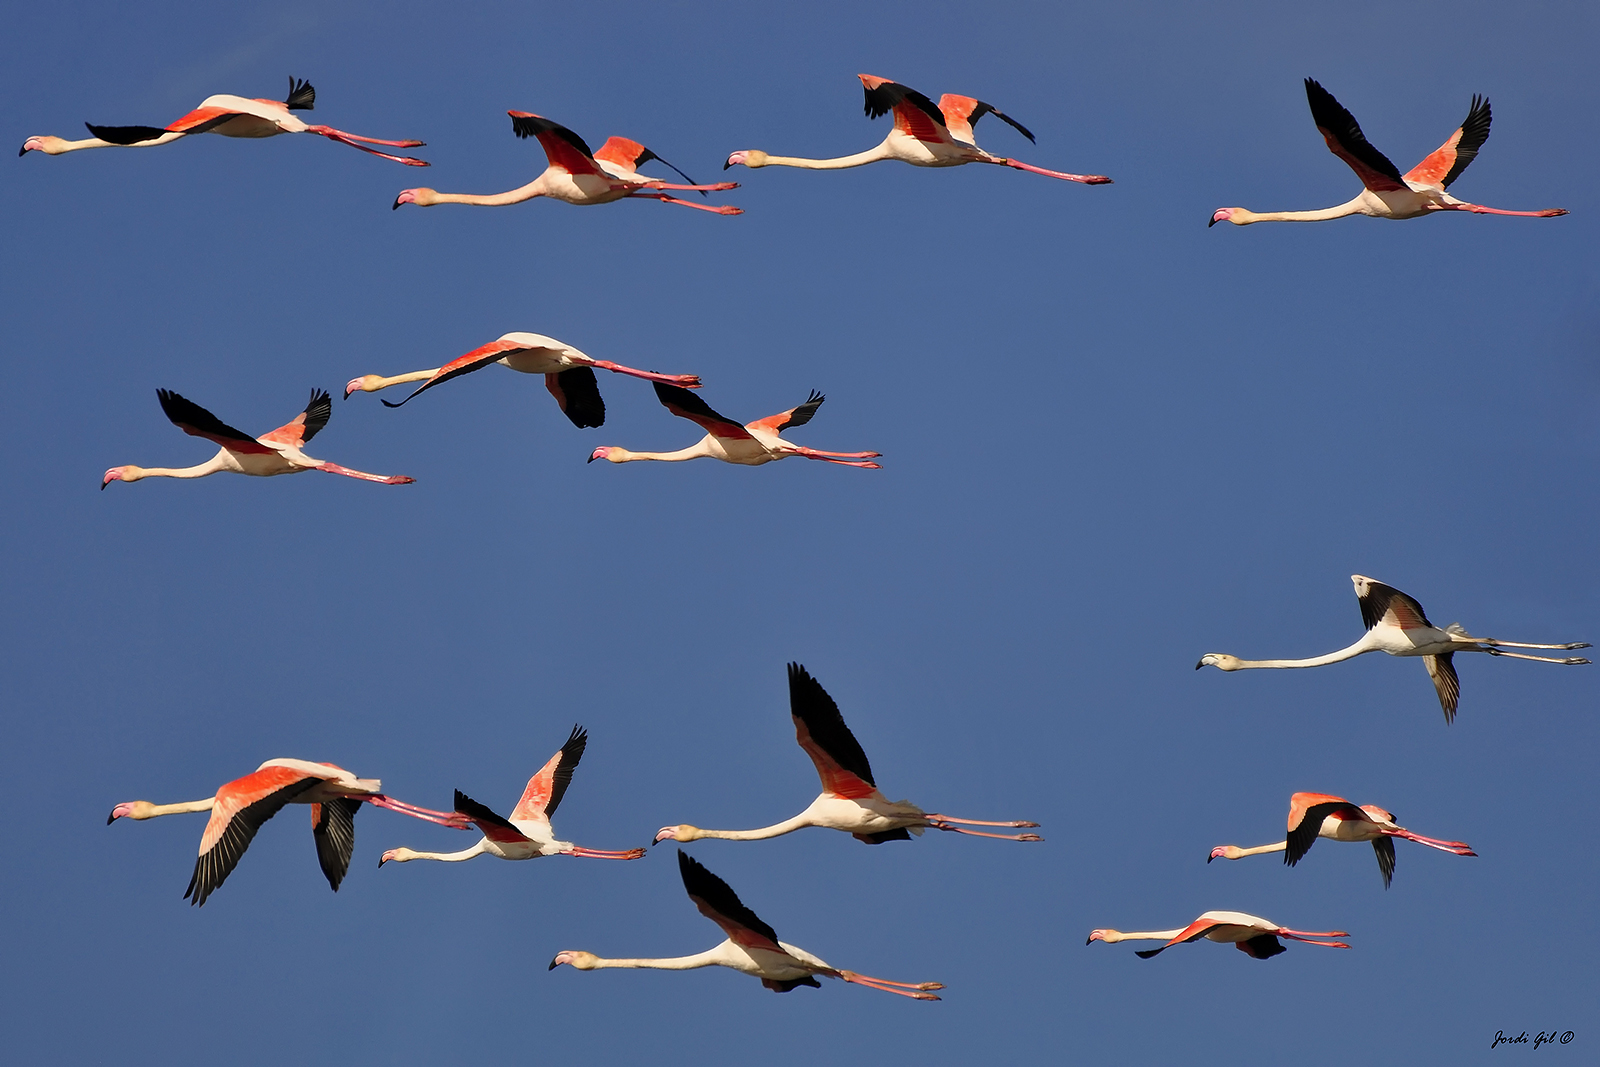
[
  {"x1": 1285, "y1": 796, "x2": 1365, "y2": 867},
  {"x1": 653, "y1": 383, "x2": 753, "y2": 440},
  {"x1": 1424, "y1": 652, "x2": 1460, "y2": 725},
  {"x1": 382, "y1": 338, "x2": 528, "y2": 408},
  {"x1": 311, "y1": 796, "x2": 361, "y2": 891},
  {"x1": 859, "y1": 74, "x2": 951, "y2": 144},
  {"x1": 508, "y1": 112, "x2": 606, "y2": 178},
  {"x1": 747, "y1": 391, "x2": 824, "y2": 436},
  {"x1": 545, "y1": 368, "x2": 606, "y2": 428},
  {"x1": 1372, "y1": 835, "x2": 1397, "y2": 889},
  {"x1": 511, "y1": 725, "x2": 588, "y2": 822},
  {"x1": 157, "y1": 389, "x2": 276, "y2": 454},
  {"x1": 1404, "y1": 95, "x2": 1490, "y2": 190},
  {"x1": 938, "y1": 94, "x2": 1035, "y2": 145},
  {"x1": 593, "y1": 136, "x2": 705, "y2": 191},
  {"x1": 85, "y1": 123, "x2": 173, "y2": 145},
  {"x1": 257, "y1": 389, "x2": 332, "y2": 449},
  {"x1": 284, "y1": 77, "x2": 316, "y2": 111},
  {"x1": 677, "y1": 850, "x2": 784, "y2": 952},
  {"x1": 187, "y1": 767, "x2": 325, "y2": 906},
  {"x1": 453, "y1": 790, "x2": 532, "y2": 844},
  {"x1": 1354, "y1": 576, "x2": 1435, "y2": 631},
  {"x1": 1237, "y1": 934, "x2": 1287, "y2": 959},
  {"x1": 788, "y1": 662, "x2": 878, "y2": 800},
  {"x1": 1304, "y1": 79, "x2": 1406, "y2": 192},
  {"x1": 1135, "y1": 915, "x2": 1222, "y2": 959}
]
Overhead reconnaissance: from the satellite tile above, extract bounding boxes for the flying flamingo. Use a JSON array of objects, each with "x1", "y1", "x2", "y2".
[
  {"x1": 589, "y1": 384, "x2": 882, "y2": 468},
  {"x1": 1209, "y1": 79, "x2": 1568, "y2": 225},
  {"x1": 724, "y1": 73, "x2": 1111, "y2": 184},
  {"x1": 107, "y1": 759, "x2": 469, "y2": 906},
  {"x1": 379, "y1": 725, "x2": 646, "y2": 867},
  {"x1": 102, "y1": 388, "x2": 415, "y2": 488},
  {"x1": 1208, "y1": 792, "x2": 1476, "y2": 889},
  {"x1": 393, "y1": 113, "x2": 741, "y2": 213},
  {"x1": 654, "y1": 663, "x2": 1041, "y2": 845},
  {"x1": 344, "y1": 331, "x2": 702, "y2": 429},
  {"x1": 1086, "y1": 911, "x2": 1351, "y2": 960},
  {"x1": 20, "y1": 77, "x2": 427, "y2": 165},
  {"x1": 1196, "y1": 575, "x2": 1589, "y2": 722},
  {"x1": 550, "y1": 849, "x2": 943, "y2": 998}
]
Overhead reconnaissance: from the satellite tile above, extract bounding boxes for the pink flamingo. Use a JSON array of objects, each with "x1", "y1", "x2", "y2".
[{"x1": 1087, "y1": 911, "x2": 1351, "y2": 960}]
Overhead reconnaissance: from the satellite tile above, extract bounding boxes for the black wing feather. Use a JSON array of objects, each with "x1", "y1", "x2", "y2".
[
  {"x1": 1372, "y1": 835, "x2": 1397, "y2": 889},
  {"x1": 453, "y1": 789, "x2": 522, "y2": 835},
  {"x1": 185, "y1": 777, "x2": 320, "y2": 906},
  {"x1": 778, "y1": 391, "x2": 825, "y2": 432},
  {"x1": 1442, "y1": 95, "x2": 1491, "y2": 188},
  {"x1": 1304, "y1": 78, "x2": 1404, "y2": 186},
  {"x1": 86, "y1": 124, "x2": 171, "y2": 145},
  {"x1": 300, "y1": 389, "x2": 332, "y2": 442},
  {"x1": 549, "y1": 367, "x2": 606, "y2": 428},
  {"x1": 509, "y1": 113, "x2": 596, "y2": 160},
  {"x1": 1135, "y1": 946, "x2": 1168, "y2": 959},
  {"x1": 312, "y1": 797, "x2": 361, "y2": 891},
  {"x1": 637, "y1": 146, "x2": 706, "y2": 194},
  {"x1": 862, "y1": 81, "x2": 946, "y2": 128},
  {"x1": 677, "y1": 850, "x2": 779, "y2": 945},
  {"x1": 652, "y1": 382, "x2": 746, "y2": 432},
  {"x1": 285, "y1": 77, "x2": 316, "y2": 111},
  {"x1": 788, "y1": 662, "x2": 875, "y2": 787},
  {"x1": 1239, "y1": 934, "x2": 1287, "y2": 959},
  {"x1": 543, "y1": 724, "x2": 587, "y2": 819},
  {"x1": 1284, "y1": 801, "x2": 1350, "y2": 867},
  {"x1": 853, "y1": 828, "x2": 913, "y2": 844},
  {"x1": 1358, "y1": 580, "x2": 1435, "y2": 631},
  {"x1": 972, "y1": 101, "x2": 1036, "y2": 143},
  {"x1": 157, "y1": 389, "x2": 259, "y2": 446}
]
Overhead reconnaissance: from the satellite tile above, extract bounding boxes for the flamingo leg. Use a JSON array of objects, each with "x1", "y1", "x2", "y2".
[
  {"x1": 792, "y1": 446, "x2": 884, "y2": 459},
  {"x1": 364, "y1": 795, "x2": 473, "y2": 829},
  {"x1": 927, "y1": 822, "x2": 1042, "y2": 841},
  {"x1": 627, "y1": 191, "x2": 743, "y2": 215},
  {"x1": 1434, "y1": 202, "x2": 1567, "y2": 217},
  {"x1": 796, "y1": 455, "x2": 883, "y2": 468},
  {"x1": 921, "y1": 813, "x2": 1041, "y2": 828},
  {"x1": 565, "y1": 846, "x2": 648, "y2": 860},
  {"x1": 836, "y1": 971, "x2": 942, "y2": 999},
  {"x1": 997, "y1": 158, "x2": 1113, "y2": 184},
  {"x1": 304, "y1": 125, "x2": 429, "y2": 166},
  {"x1": 587, "y1": 360, "x2": 702, "y2": 388},
  {"x1": 314, "y1": 462, "x2": 416, "y2": 485},
  {"x1": 637, "y1": 180, "x2": 741, "y2": 193},
  {"x1": 1275, "y1": 928, "x2": 1351, "y2": 948},
  {"x1": 1482, "y1": 648, "x2": 1591, "y2": 664},
  {"x1": 1476, "y1": 638, "x2": 1590, "y2": 650},
  {"x1": 1387, "y1": 829, "x2": 1477, "y2": 856}
]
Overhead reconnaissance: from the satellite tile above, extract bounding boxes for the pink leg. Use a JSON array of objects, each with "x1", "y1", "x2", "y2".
[
  {"x1": 1000, "y1": 158, "x2": 1113, "y2": 184},
  {"x1": 922, "y1": 813, "x2": 1041, "y2": 828},
  {"x1": 1276, "y1": 928, "x2": 1351, "y2": 943},
  {"x1": 638, "y1": 180, "x2": 741, "y2": 192},
  {"x1": 307, "y1": 126, "x2": 429, "y2": 166},
  {"x1": 792, "y1": 446, "x2": 883, "y2": 459},
  {"x1": 1442, "y1": 203, "x2": 1568, "y2": 218},
  {"x1": 315, "y1": 462, "x2": 415, "y2": 485},
  {"x1": 588, "y1": 360, "x2": 702, "y2": 388},
  {"x1": 927, "y1": 822, "x2": 1042, "y2": 841},
  {"x1": 628, "y1": 191, "x2": 743, "y2": 215},
  {"x1": 364, "y1": 795, "x2": 473, "y2": 829},
  {"x1": 836, "y1": 971, "x2": 943, "y2": 999},
  {"x1": 565, "y1": 846, "x2": 648, "y2": 860},
  {"x1": 1389, "y1": 830, "x2": 1477, "y2": 856},
  {"x1": 797, "y1": 454, "x2": 883, "y2": 468}
]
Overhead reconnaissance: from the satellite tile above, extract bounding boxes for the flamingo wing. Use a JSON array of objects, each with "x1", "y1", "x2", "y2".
[
  {"x1": 1372, "y1": 835, "x2": 1397, "y2": 889},
  {"x1": 508, "y1": 112, "x2": 607, "y2": 178},
  {"x1": 1424, "y1": 652, "x2": 1460, "y2": 724},
  {"x1": 787, "y1": 662, "x2": 878, "y2": 800},
  {"x1": 157, "y1": 389, "x2": 276, "y2": 454},
  {"x1": 187, "y1": 767, "x2": 327, "y2": 906},
  {"x1": 859, "y1": 75, "x2": 951, "y2": 144},
  {"x1": 453, "y1": 790, "x2": 531, "y2": 844},
  {"x1": 545, "y1": 368, "x2": 606, "y2": 428},
  {"x1": 593, "y1": 136, "x2": 704, "y2": 189},
  {"x1": 1303, "y1": 79, "x2": 1406, "y2": 192},
  {"x1": 283, "y1": 77, "x2": 316, "y2": 111},
  {"x1": 652, "y1": 383, "x2": 754, "y2": 440},
  {"x1": 938, "y1": 95, "x2": 1036, "y2": 144},
  {"x1": 1135, "y1": 915, "x2": 1223, "y2": 958},
  {"x1": 677, "y1": 850, "x2": 784, "y2": 953},
  {"x1": 257, "y1": 389, "x2": 332, "y2": 449},
  {"x1": 311, "y1": 796, "x2": 362, "y2": 892},
  {"x1": 382, "y1": 338, "x2": 527, "y2": 409},
  {"x1": 1237, "y1": 934, "x2": 1287, "y2": 959},
  {"x1": 510, "y1": 725, "x2": 588, "y2": 822},
  {"x1": 1404, "y1": 95, "x2": 1490, "y2": 190},
  {"x1": 1354, "y1": 576, "x2": 1435, "y2": 631},
  {"x1": 1285, "y1": 796, "x2": 1365, "y2": 867},
  {"x1": 747, "y1": 392, "x2": 825, "y2": 436},
  {"x1": 85, "y1": 123, "x2": 176, "y2": 145}
]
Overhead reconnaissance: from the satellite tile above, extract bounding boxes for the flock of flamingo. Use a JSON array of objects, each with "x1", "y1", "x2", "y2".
[{"x1": 45, "y1": 70, "x2": 1584, "y2": 993}]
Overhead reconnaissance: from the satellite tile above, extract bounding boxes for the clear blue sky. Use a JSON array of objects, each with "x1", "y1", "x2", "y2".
[{"x1": 3, "y1": 2, "x2": 1594, "y2": 1064}]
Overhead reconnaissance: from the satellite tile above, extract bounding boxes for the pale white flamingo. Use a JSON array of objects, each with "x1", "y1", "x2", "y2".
[
  {"x1": 1196, "y1": 575, "x2": 1589, "y2": 722},
  {"x1": 344, "y1": 331, "x2": 702, "y2": 428},
  {"x1": 108, "y1": 759, "x2": 468, "y2": 906},
  {"x1": 102, "y1": 388, "x2": 415, "y2": 488},
  {"x1": 1210, "y1": 79, "x2": 1567, "y2": 225},
  {"x1": 21, "y1": 77, "x2": 427, "y2": 165},
  {"x1": 589, "y1": 385, "x2": 882, "y2": 468},
  {"x1": 550, "y1": 849, "x2": 943, "y2": 998},
  {"x1": 379, "y1": 726, "x2": 646, "y2": 866},
  {"x1": 654, "y1": 663, "x2": 1040, "y2": 845},
  {"x1": 393, "y1": 113, "x2": 740, "y2": 213},
  {"x1": 724, "y1": 73, "x2": 1110, "y2": 184},
  {"x1": 1208, "y1": 791, "x2": 1476, "y2": 889},
  {"x1": 1087, "y1": 911, "x2": 1351, "y2": 960}
]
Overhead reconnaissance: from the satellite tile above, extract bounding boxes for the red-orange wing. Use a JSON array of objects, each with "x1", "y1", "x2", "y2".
[
  {"x1": 510, "y1": 725, "x2": 587, "y2": 822},
  {"x1": 859, "y1": 74, "x2": 951, "y2": 144},
  {"x1": 937, "y1": 94, "x2": 1035, "y2": 146},
  {"x1": 678, "y1": 851, "x2": 785, "y2": 952},
  {"x1": 507, "y1": 112, "x2": 606, "y2": 178},
  {"x1": 1304, "y1": 79, "x2": 1406, "y2": 192},
  {"x1": 1404, "y1": 95, "x2": 1491, "y2": 190},
  {"x1": 747, "y1": 392, "x2": 824, "y2": 436},
  {"x1": 788, "y1": 663, "x2": 878, "y2": 800},
  {"x1": 453, "y1": 790, "x2": 530, "y2": 844},
  {"x1": 1286, "y1": 793, "x2": 1366, "y2": 868},
  {"x1": 652, "y1": 383, "x2": 753, "y2": 440},
  {"x1": 1135, "y1": 915, "x2": 1223, "y2": 958},
  {"x1": 257, "y1": 389, "x2": 332, "y2": 449},
  {"x1": 165, "y1": 105, "x2": 244, "y2": 134},
  {"x1": 593, "y1": 136, "x2": 651, "y2": 171},
  {"x1": 156, "y1": 389, "x2": 276, "y2": 454},
  {"x1": 381, "y1": 339, "x2": 525, "y2": 409},
  {"x1": 187, "y1": 765, "x2": 326, "y2": 906}
]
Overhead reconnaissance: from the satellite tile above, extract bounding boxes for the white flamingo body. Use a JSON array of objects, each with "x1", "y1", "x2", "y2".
[{"x1": 1087, "y1": 910, "x2": 1351, "y2": 960}]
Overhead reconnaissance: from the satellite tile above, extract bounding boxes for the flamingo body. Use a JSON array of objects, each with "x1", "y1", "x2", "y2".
[{"x1": 1087, "y1": 910, "x2": 1351, "y2": 960}]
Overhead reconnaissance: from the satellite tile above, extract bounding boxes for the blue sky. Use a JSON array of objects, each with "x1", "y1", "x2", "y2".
[{"x1": 2, "y1": 1, "x2": 1595, "y2": 1063}]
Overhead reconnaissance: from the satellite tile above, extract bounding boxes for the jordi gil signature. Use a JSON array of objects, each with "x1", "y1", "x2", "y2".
[{"x1": 1492, "y1": 1030, "x2": 1575, "y2": 1049}]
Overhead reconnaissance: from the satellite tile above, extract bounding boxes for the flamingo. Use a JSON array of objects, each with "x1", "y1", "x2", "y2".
[
  {"x1": 107, "y1": 759, "x2": 469, "y2": 906},
  {"x1": 1086, "y1": 911, "x2": 1351, "y2": 960},
  {"x1": 393, "y1": 113, "x2": 741, "y2": 213},
  {"x1": 589, "y1": 384, "x2": 882, "y2": 468},
  {"x1": 1196, "y1": 575, "x2": 1589, "y2": 723},
  {"x1": 379, "y1": 726, "x2": 646, "y2": 867},
  {"x1": 1208, "y1": 792, "x2": 1476, "y2": 889},
  {"x1": 343, "y1": 331, "x2": 702, "y2": 428},
  {"x1": 724, "y1": 73, "x2": 1111, "y2": 184},
  {"x1": 550, "y1": 849, "x2": 943, "y2": 998},
  {"x1": 102, "y1": 388, "x2": 415, "y2": 488},
  {"x1": 20, "y1": 77, "x2": 427, "y2": 165},
  {"x1": 1209, "y1": 79, "x2": 1568, "y2": 226},
  {"x1": 654, "y1": 663, "x2": 1040, "y2": 846}
]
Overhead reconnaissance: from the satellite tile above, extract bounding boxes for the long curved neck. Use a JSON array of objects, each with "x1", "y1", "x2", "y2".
[
  {"x1": 757, "y1": 143, "x2": 893, "y2": 170},
  {"x1": 427, "y1": 181, "x2": 544, "y2": 207},
  {"x1": 1233, "y1": 841, "x2": 1288, "y2": 857},
  {"x1": 608, "y1": 442, "x2": 718, "y2": 463},
  {"x1": 368, "y1": 369, "x2": 440, "y2": 390},
  {"x1": 144, "y1": 798, "x2": 217, "y2": 818},
  {"x1": 584, "y1": 948, "x2": 727, "y2": 971},
  {"x1": 1237, "y1": 197, "x2": 1367, "y2": 223},
  {"x1": 398, "y1": 841, "x2": 490, "y2": 863},
  {"x1": 1228, "y1": 635, "x2": 1375, "y2": 669},
  {"x1": 1101, "y1": 929, "x2": 1185, "y2": 943},
  {"x1": 131, "y1": 454, "x2": 234, "y2": 481},
  {"x1": 694, "y1": 813, "x2": 817, "y2": 841}
]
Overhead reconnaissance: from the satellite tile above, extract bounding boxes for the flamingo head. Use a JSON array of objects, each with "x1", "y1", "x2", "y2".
[
  {"x1": 588, "y1": 446, "x2": 626, "y2": 464},
  {"x1": 20, "y1": 136, "x2": 66, "y2": 156},
  {"x1": 1208, "y1": 845, "x2": 1243, "y2": 862},
  {"x1": 653, "y1": 824, "x2": 700, "y2": 844},
  {"x1": 107, "y1": 801, "x2": 152, "y2": 824},
  {"x1": 377, "y1": 848, "x2": 415, "y2": 867},
  {"x1": 102, "y1": 465, "x2": 144, "y2": 489},
  {"x1": 724, "y1": 150, "x2": 767, "y2": 170},
  {"x1": 1195, "y1": 653, "x2": 1241, "y2": 671},
  {"x1": 392, "y1": 188, "x2": 434, "y2": 210},
  {"x1": 548, "y1": 950, "x2": 598, "y2": 971},
  {"x1": 1085, "y1": 929, "x2": 1119, "y2": 945},
  {"x1": 345, "y1": 375, "x2": 382, "y2": 398},
  {"x1": 1210, "y1": 208, "x2": 1257, "y2": 227}
]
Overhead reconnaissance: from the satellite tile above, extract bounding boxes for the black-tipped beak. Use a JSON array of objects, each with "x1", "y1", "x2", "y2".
[
  {"x1": 1194, "y1": 659, "x2": 1205, "y2": 670},
  {"x1": 1084, "y1": 936, "x2": 1094, "y2": 945},
  {"x1": 1206, "y1": 853, "x2": 1214, "y2": 863},
  {"x1": 391, "y1": 198, "x2": 402, "y2": 211},
  {"x1": 106, "y1": 812, "x2": 117, "y2": 825},
  {"x1": 722, "y1": 160, "x2": 732, "y2": 170},
  {"x1": 586, "y1": 454, "x2": 598, "y2": 463},
  {"x1": 1207, "y1": 216, "x2": 1220, "y2": 227},
  {"x1": 377, "y1": 857, "x2": 386, "y2": 868},
  {"x1": 547, "y1": 958, "x2": 560, "y2": 970},
  {"x1": 19, "y1": 146, "x2": 28, "y2": 157},
  {"x1": 100, "y1": 480, "x2": 108, "y2": 490}
]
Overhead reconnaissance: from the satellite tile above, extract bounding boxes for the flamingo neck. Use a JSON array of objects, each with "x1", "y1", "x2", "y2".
[
  {"x1": 1099, "y1": 929, "x2": 1184, "y2": 943},
  {"x1": 1231, "y1": 198, "x2": 1367, "y2": 224},
  {"x1": 391, "y1": 841, "x2": 490, "y2": 863},
  {"x1": 425, "y1": 182, "x2": 544, "y2": 207},
  {"x1": 372, "y1": 369, "x2": 440, "y2": 390},
  {"x1": 583, "y1": 949, "x2": 727, "y2": 971},
  {"x1": 1233, "y1": 841, "x2": 1288, "y2": 858},
  {"x1": 752, "y1": 143, "x2": 894, "y2": 170},
  {"x1": 692, "y1": 814, "x2": 817, "y2": 841},
  {"x1": 120, "y1": 454, "x2": 233, "y2": 482},
  {"x1": 1223, "y1": 635, "x2": 1376, "y2": 669},
  {"x1": 143, "y1": 798, "x2": 217, "y2": 818},
  {"x1": 605, "y1": 442, "x2": 718, "y2": 463}
]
